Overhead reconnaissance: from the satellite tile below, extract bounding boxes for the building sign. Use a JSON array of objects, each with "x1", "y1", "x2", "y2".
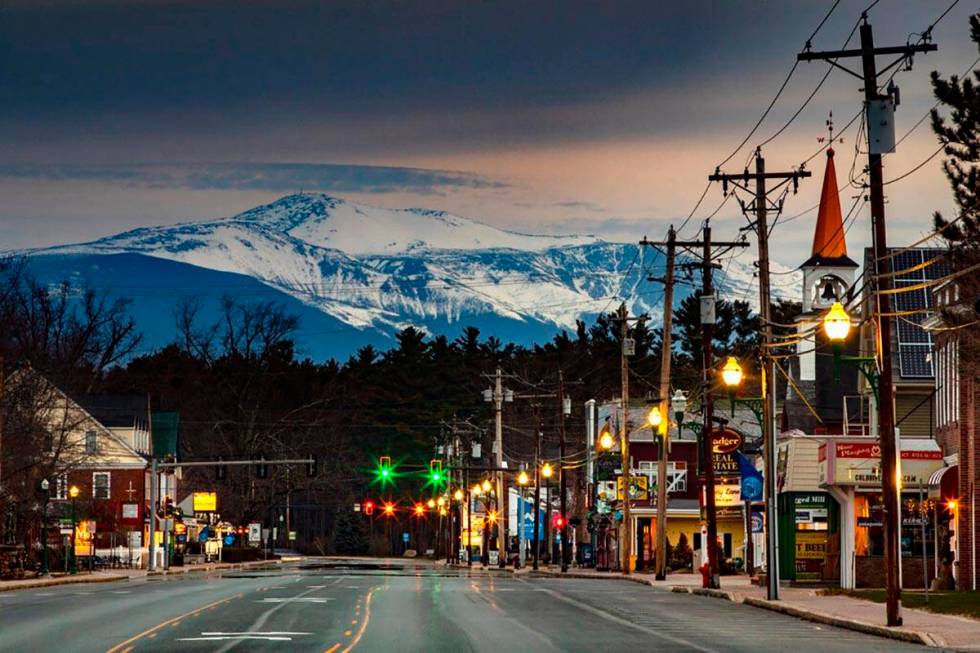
[
  {"x1": 712, "y1": 428, "x2": 743, "y2": 477},
  {"x1": 75, "y1": 520, "x2": 96, "y2": 557},
  {"x1": 596, "y1": 454, "x2": 619, "y2": 481},
  {"x1": 795, "y1": 531, "x2": 828, "y2": 580},
  {"x1": 248, "y1": 522, "x2": 262, "y2": 544},
  {"x1": 616, "y1": 475, "x2": 649, "y2": 501},
  {"x1": 819, "y1": 440, "x2": 943, "y2": 488},
  {"x1": 712, "y1": 428, "x2": 743, "y2": 454},
  {"x1": 192, "y1": 492, "x2": 218, "y2": 512},
  {"x1": 121, "y1": 503, "x2": 139, "y2": 520}
]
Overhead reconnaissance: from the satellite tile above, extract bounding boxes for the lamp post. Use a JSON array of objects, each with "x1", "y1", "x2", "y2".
[
  {"x1": 671, "y1": 390, "x2": 688, "y2": 438},
  {"x1": 68, "y1": 485, "x2": 79, "y2": 575},
  {"x1": 39, "y1": 479, "x2": 50, "y2": 577},
  {"x1": 823, "y1": 301, "x2": 901, "y2": 623}
]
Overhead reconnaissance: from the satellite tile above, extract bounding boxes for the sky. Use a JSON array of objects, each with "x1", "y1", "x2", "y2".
[{"x1": 1, "y1": 0, "x2": 978, "y2": 269}]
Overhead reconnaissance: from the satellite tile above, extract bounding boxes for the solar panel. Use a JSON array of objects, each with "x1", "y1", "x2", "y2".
[{"x1": 890, "y1": 248, "x2": 944, "y2": 379}]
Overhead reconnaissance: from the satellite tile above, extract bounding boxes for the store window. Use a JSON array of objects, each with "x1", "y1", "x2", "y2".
[{"x1": 855, "y1": 492, "x2": 935, "y2": 557}]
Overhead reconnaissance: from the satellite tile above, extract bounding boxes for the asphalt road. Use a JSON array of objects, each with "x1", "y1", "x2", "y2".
[{"x1": 0, "y1": 560, "x2": 935, "y2": 653}]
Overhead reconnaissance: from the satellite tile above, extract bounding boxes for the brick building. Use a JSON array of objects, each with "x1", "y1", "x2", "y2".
[{"x1": 928, "y1": 277, "x2": 977, "y2": 590}]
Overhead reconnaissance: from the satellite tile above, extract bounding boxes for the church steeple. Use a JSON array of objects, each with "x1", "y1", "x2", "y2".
[
  {"x1": 800, "y1": 115, "x2": 857, "y2": 313},
  {"x1": 810, "y1": 147, "x2": 849, "y2": 261}
]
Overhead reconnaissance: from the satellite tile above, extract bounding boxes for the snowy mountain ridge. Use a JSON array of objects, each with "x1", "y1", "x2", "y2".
[{"x1": 28, "y1": 194, "x2": 800, "y2": 352}]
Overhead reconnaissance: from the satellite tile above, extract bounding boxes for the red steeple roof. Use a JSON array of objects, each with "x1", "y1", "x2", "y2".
[{"x1": 811, "y1": 147, "x2": 848, "y2": 260}]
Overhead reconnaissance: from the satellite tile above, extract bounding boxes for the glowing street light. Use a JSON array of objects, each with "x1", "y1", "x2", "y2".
[
  {"x1": 541, "y1": 463, "x2": 554, "y2": 479},
  {"x1": 517, "y1": 470, "x2": 529, "y2": 486},
  {"x1": 823, "y1": 301, "x2": 852, "y2": 342},
  {"x1": 437, "y1": 496, "x2": 446, "y2": 507},
  {"x1": 598, "y1": 425, "x2": 615, "y2": 451},
  {"x1": 481, "y1": 479, "x2": 492, "y2": 493},
  {"x1": 426, "y1": 498, "x2": 436, "y2": 509},
  {"x1": 69, "y1": 485, "x2": 80, "y2": 575},
  {"x1": 721, "y1": 356, "x2": 743, "y2": 388},
  {"x1": 647, "y1": 406, "x2": 662, "y2": 428},
  {"x1": 472, "y1": 483, "x2": 483, "y2": 496},
  {"x1": 453, "y1": 489, "x2": 464, "y2": 502}
]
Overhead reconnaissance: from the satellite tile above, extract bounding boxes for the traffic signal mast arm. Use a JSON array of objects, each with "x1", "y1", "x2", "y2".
[{"x1": 153, "y1": 457, "x2": 314, "y2": 468}]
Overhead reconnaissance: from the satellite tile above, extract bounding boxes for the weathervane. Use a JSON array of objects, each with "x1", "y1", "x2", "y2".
[{"x1": 817, "y1": 111, "x2": 844, "y2": 152}]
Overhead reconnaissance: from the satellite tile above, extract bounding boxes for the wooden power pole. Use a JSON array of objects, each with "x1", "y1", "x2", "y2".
[
  {"x1": 616, "y1": 302, "x2": 633, "y2": 574},
  {"x1": 798, "y1": 15, "x2": 936, "y2": 626},
  {"x1": 709, "y1": 150, "x2": 810, "y2": 600}
]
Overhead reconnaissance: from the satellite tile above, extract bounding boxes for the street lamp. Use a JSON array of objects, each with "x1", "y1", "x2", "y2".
[
  {"x1": 472, "y1": 483, "x2": 483, "y2": 496},
  {"x1": 598, "y1": 425, "x2": 615, "y2": 451},
  {"x1": 39, "y1": 479, "x2": 50, "y2": 577},
  {"x1": 541, "y1": 463, "x2": 554, "y2": 479},
  {"x1": 647, "y1": 406, "x2": 662, "y2": 429},
  {"x1": 671, "y1": 389, "x2": 688, "y2": 438},
  {"x1": 721, "y1": 356, "x2": 743, "y2": 388},
  {"x1": 68, "y1": 485, "x2": 79, "y2": 575},
  {"x1": 517, "y1": 470, "x2": 529, "y2": 487},
  {"x1": 481, "y1": 479, "x2": 492, "y2": 494},
  {"x1": 437, "y1": 496, "x2": 446, "y2": 508},
  {"x1": 427, "y1": 499, "x2": 436, "y2": 509},
  {"x1": 453, "y1": 489, "x2": 464, "y2": 502}
]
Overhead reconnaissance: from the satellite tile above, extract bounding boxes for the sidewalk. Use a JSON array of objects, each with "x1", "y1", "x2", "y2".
[
  {"x1": 531, "y1": 566, "x2": 980, "y2": 650},
  {"x1": 0, "y1": 558, "x2": 283, "y2": 593}
]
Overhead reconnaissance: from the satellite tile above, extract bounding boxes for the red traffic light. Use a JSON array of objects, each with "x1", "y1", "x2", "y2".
[
  {"x1": 364, "y1": 500, "x2": 375, "y2": 516},
  {"x1": 553, "y1": 514, "x2": 566, "y2": 528}
]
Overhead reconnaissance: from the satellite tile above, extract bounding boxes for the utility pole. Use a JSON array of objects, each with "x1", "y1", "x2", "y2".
[
  {"x1": 616, "y1": 302, "x2": 634, "y2": 574},
  {"x1": 700, "y1": 227, "x2": 721, "y2": 589},
  {"x1": 709, "y1": 150, "x2": 810, "y2": 600},
  {"x1": 655, "y1": 228, "x2": 675, "y2": 581},
  {"x1": 494, "y1": 367, "x2": 506, "y2": 567},
  {"x1": 798, "y1": 15, "x2": 936, "y2": 627},
  {"x1": 532, "y1": 424, "x2": 542, "y2": 570},
  {"x1": 558, "y1": 370, "x2": 570, "y2": 572}
]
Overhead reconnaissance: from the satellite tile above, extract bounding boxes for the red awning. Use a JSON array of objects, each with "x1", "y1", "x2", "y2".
[{"x1": 928, "y1": 464, "x2": 958, "y2": 500}]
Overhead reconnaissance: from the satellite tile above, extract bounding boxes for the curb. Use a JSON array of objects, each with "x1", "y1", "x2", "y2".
[
  {"x1": 742, "y1": 597, "x2": 939, "y2": 648},
  {"x1": 690, "y1": 587, "x2": 739, "y2": 602},
  {"x1": 0, "y1": 574, "x2": 127, "y2": 593},
  {"x1": 146, "y1": 559, "x2": 281, "y2": 577}
]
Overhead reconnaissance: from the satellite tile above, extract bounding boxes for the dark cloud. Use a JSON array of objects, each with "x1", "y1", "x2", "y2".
[{"x1": 0, "y1": 162, "x2": 505, "y2": 194}]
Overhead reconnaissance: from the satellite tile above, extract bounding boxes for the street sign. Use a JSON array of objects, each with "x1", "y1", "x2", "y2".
[
  {"x1": 224, "y1": 534, "x2": 235, "y2": 546},
  {"x1": 751, "y1": 512, "x2": 764, "y2": 533},
  {"x1": 248, "y1": 522, "x2": 261, "y2": 544},
  {"x1": 288, "y1": 530, "x2": 297, "y2": 541},
  {"x1": 402, "y1": 532, "x2": 410, "y2": 543},
  {"x1": 192, "y1": 492, "x2": 217, "y2": 512}
]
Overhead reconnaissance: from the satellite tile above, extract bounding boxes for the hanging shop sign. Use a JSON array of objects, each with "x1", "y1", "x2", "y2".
[
  {"x1": 616, "y1": 475, "x2": 649, "y2": 501},
  {"x1": 712, "y1": 428, "x2": 743, "y2": 477},
  {"x1": 192, "y1": 492, "x2": 218, "y2": 512}
]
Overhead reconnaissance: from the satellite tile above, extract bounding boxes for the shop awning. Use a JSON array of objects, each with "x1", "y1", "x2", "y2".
[{"x1": 928, "y1": 464, "x2": 958, "y2": 500}]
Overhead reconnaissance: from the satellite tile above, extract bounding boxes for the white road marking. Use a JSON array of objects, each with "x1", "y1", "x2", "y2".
[
  {"x1": 34, "y1": 593, "x2": 55, "y2": 596},
  {"x1": 256, "y1": 597, "x2": 334, "y2": 603},
  {"x1": 178, "y1": 635, "x2": 293, "y2": 641},
  {"x1": 202, "y1": 632, "x2": 312, "y2": 636},
  {"x1": 110, "y1": 590, "x2": 131, "y2": 594},
  {"x1": 306, "y1": 585, "x2": 326, "y2": 589}
]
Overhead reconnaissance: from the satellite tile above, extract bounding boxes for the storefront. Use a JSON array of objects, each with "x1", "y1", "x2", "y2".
[
  {"x1": 778, "y1": 492, "x2": 837, "y2": 582},
  {"x1": 819, "y1": 438, "x2": 944, "y2": 588}
]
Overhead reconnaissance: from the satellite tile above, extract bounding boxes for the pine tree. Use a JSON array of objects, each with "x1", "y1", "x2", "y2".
[
  {"x1": 333, "y1": 507, "x2": 368, "y2": 555},
  {"x1": 931, "y1": 14, "x2": 980, "y2": 248}
]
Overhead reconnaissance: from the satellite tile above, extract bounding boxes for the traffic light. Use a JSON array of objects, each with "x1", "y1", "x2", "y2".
[
  {"x1": 376, "y1": 456, "x2": 393, "y2": 485},
  {"x1": 414, "y1": 503, "x2": 426, "y2": 517},
  {"x1": 364, "y1": 500, "x2": 375, "y2": 516},
  {"x1": 428, "y1": 459, "x2": 444, "y2": 486},
  {"x1": 256, "y1": 456, "x2": 268, "y2": 479},
  {"x1": 382, "y1": 502, "x2": 396, "y2": 517},
  {"x1": 307, "y1": 454, "x2": 318, "y2": 478},
  {"x1": 163, "y1": 497, "x2": 174, "y2": 517},
  {"x1": 553, "y1": 513, "x2": 566, "y2": 529}
]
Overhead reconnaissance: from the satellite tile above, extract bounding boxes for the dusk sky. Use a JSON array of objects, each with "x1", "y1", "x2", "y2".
[{"x1": 2, "y1": 0, "x2": 978, "y2": 268}]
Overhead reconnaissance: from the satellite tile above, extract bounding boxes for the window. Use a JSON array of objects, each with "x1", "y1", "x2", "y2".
[
  {"x1": 85, "y1": 430, "x2": 97, "y2": 454},
  {"x1": 53, "y1": 475, "x2": 68, "y2": 500},
  {"x1": 93, "y1": 472, "x2": 110, "y2": 499},
  {"x1": 635, "y1": 461, "x2": 687, "y2": 493}
]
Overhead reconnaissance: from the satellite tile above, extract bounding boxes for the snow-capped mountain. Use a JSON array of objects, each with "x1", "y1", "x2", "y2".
[{"x1": 23, "y1": 194, "x2": 799, "y2": 359}]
